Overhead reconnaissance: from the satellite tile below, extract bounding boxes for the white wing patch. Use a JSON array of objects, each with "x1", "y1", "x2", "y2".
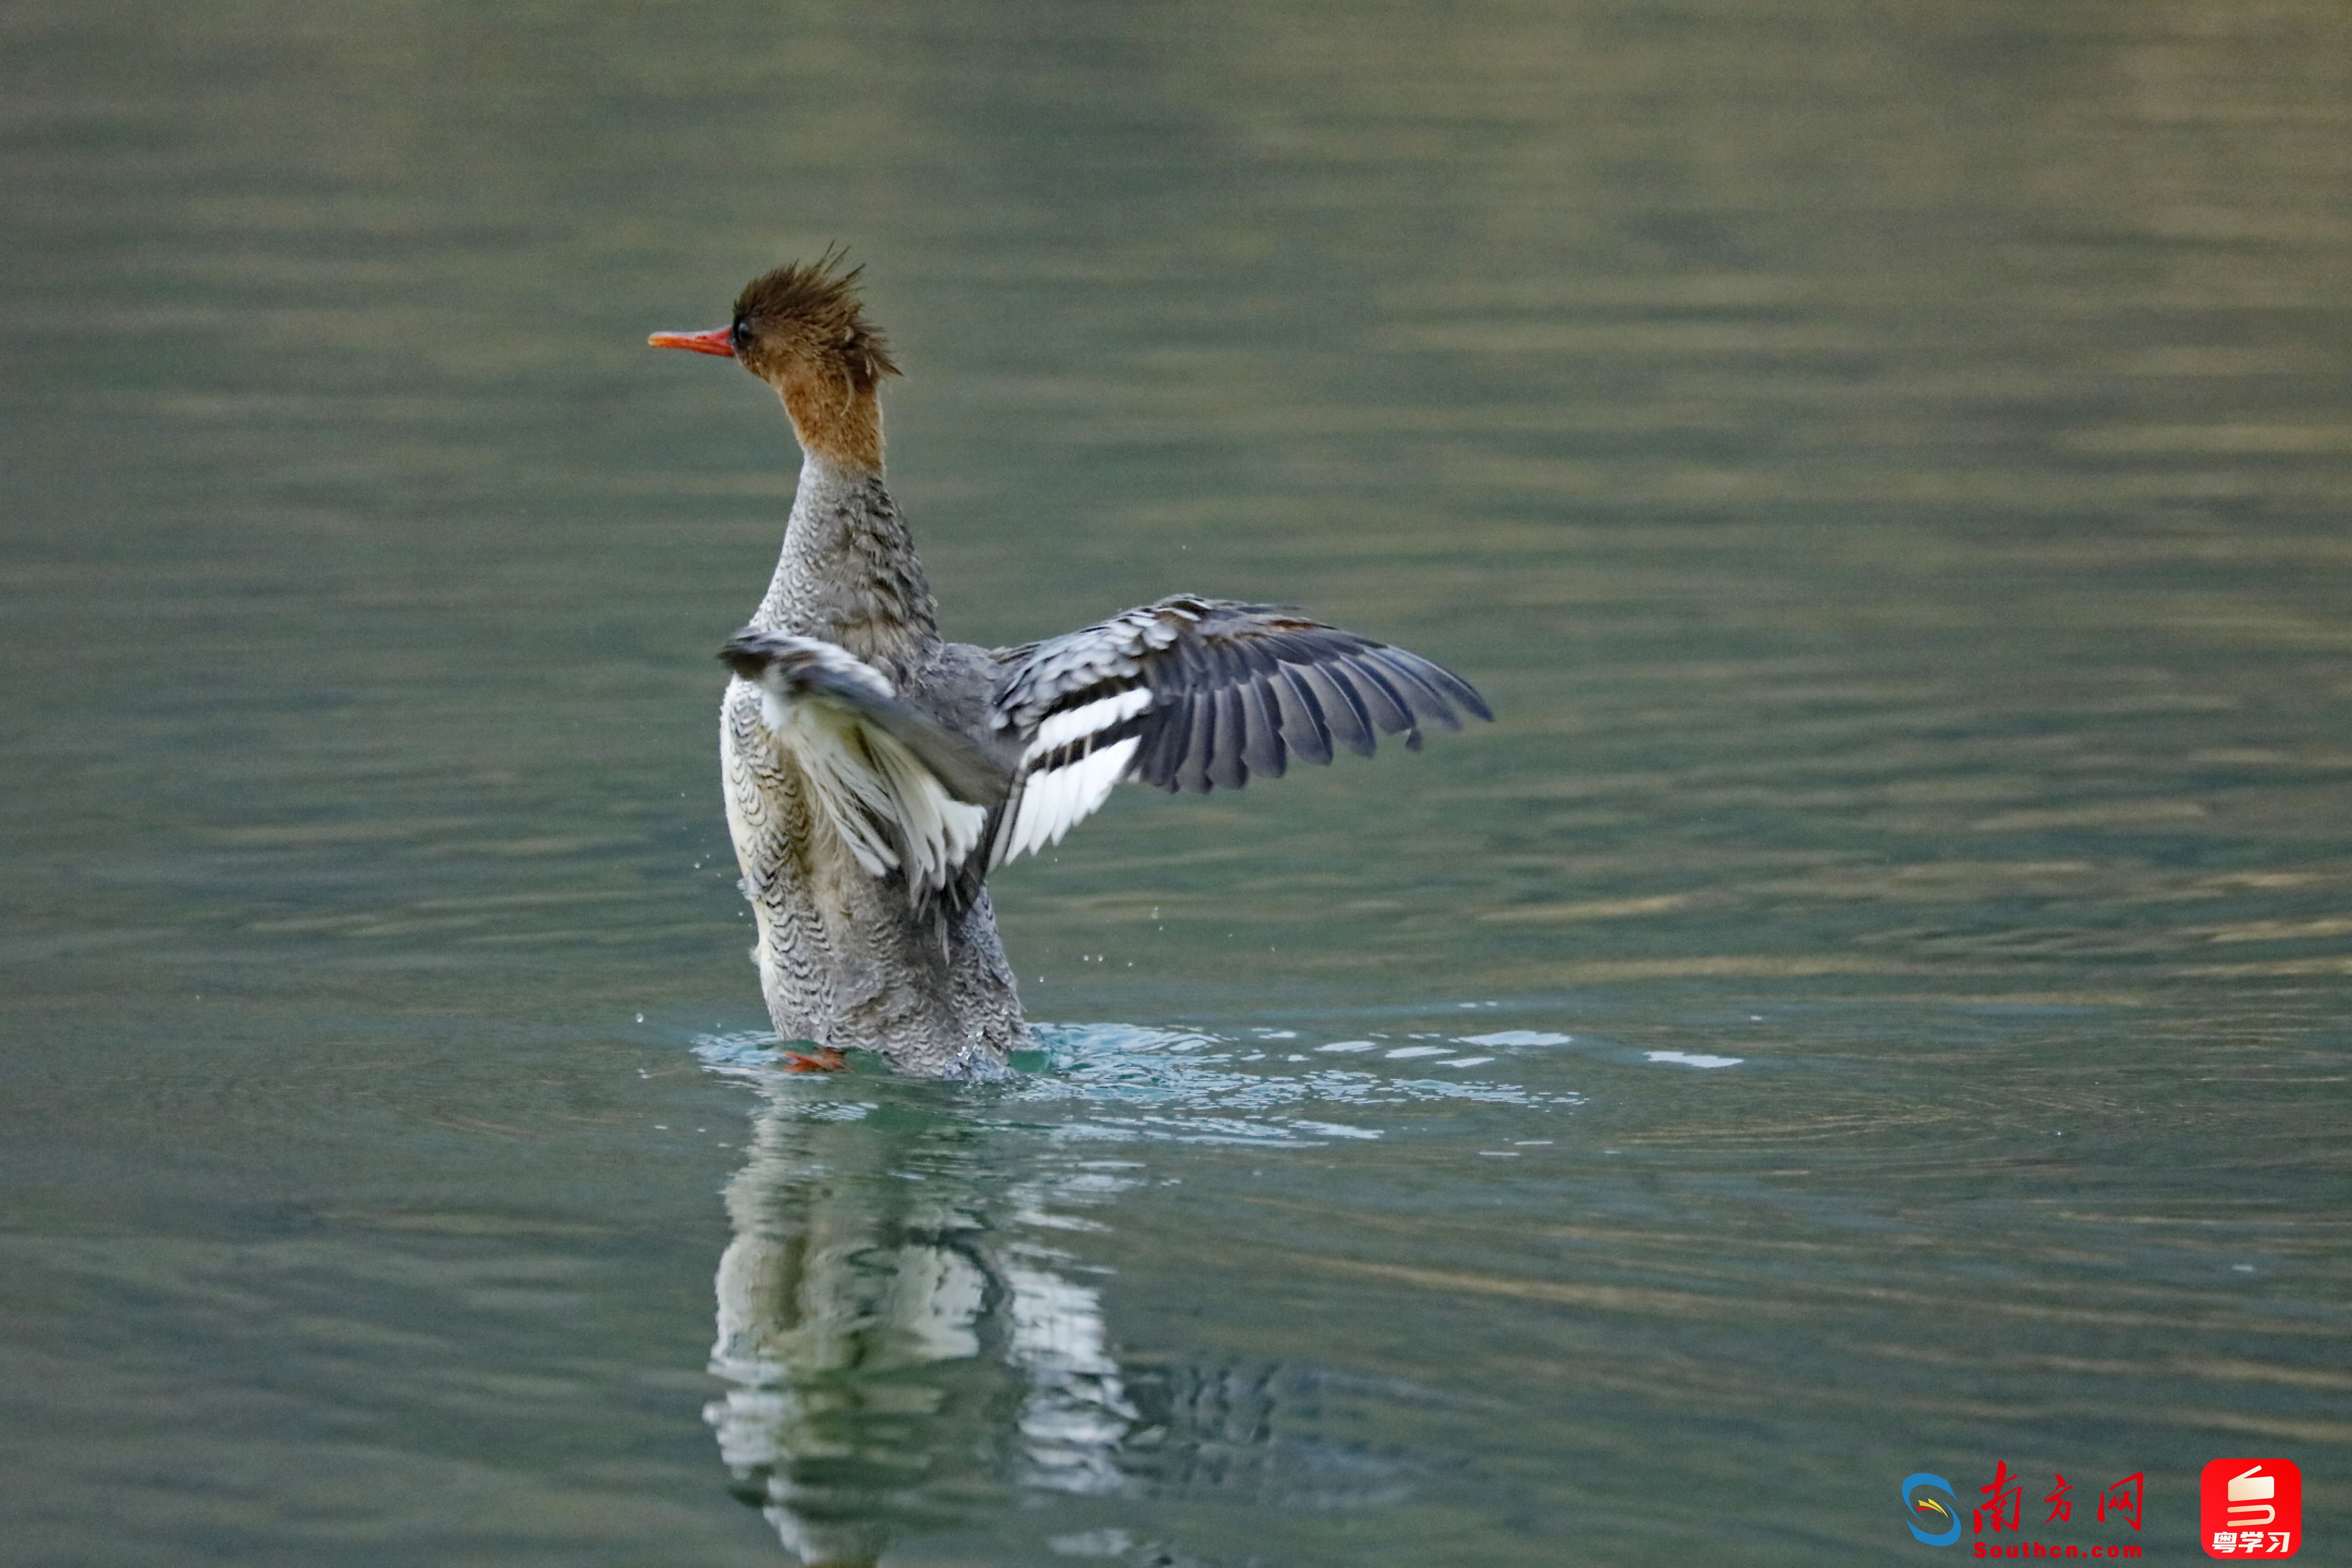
[
  {"x1": 761, "y1": 686, "x2": 989, "y2": 893},
  {"x1": 994, "y1": 734, "x2": 1141, "y2": 868},
  {"x1": 1021, "y1": 687, "x2": 1153, "y2": 763}
]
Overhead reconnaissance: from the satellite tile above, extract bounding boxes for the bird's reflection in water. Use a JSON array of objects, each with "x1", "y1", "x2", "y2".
[
  {"x1": 698, "y1": 1025, "x2": 1468, "y2": 1563},
  {"x1": 706, "y1": 1073, "x2": 1145, "y2": 1565}
]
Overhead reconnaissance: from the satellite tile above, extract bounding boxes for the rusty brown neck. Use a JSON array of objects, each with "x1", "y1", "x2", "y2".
[{"x1": 777, "y1": 363, "x2": 885, "y2": 474}]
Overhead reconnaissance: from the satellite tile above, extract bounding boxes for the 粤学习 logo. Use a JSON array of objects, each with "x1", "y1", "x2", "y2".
[
  {"x1": 1903, "y1": 1472, "x2": 1963, "y2": 1546},
  {"x1": 2201, "y1": 1458, "x2": 2301, "y2": 1558}
]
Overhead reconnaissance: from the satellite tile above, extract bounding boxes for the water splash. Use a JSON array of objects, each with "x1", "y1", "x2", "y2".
[{"x1": 695, "y1": 1022, "x2": 1583, "y2": 1148}]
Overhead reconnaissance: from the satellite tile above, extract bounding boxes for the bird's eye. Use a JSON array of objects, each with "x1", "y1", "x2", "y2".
[{"x1": 729, "y1": 319, "x2": 752, "y2": 352}]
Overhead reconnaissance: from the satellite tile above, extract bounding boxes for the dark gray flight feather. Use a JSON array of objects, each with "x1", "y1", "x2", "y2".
[{"x1": 990, "y1": 594, "x2": 1491, "y2": 800}]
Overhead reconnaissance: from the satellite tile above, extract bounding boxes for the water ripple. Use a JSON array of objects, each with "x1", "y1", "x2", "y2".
[{"x1": 694, "y1": 1021, "x2": 1582, "y2": 1146}]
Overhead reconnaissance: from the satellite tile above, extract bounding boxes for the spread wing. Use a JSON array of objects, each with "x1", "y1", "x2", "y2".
[
  {"x1": 985, "y1": 595, "x2": 1490, "y2": 868},
  {"x1": 720, "y1": 630, "x2": 1010, "y2": 902}
]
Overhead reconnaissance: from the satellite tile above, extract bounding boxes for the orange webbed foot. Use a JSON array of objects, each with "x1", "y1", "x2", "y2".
[{"x1": 779, "y1": 1046, "x2": 849, "y2": 1073}]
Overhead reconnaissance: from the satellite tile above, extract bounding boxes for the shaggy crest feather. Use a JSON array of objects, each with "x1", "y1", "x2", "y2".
[{"x1": 733, "y1": 248, "x2": 901, "y2": 391}]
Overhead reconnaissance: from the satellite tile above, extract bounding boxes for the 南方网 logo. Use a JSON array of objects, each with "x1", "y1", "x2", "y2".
[
  {"x1": 1903, "y1": 1462, "x2": 2143, "y2": 1554},
  {"x1": 1903, "y1": 1472, "x2": 1963, "y2": 1546}
]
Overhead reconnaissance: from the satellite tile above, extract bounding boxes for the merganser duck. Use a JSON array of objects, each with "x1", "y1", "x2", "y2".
[{"x1": 652, "y1": 256, "x2": 1490, "y2": 1078}]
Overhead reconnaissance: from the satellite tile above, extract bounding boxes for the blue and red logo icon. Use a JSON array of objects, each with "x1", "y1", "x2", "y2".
[{"x1": 1904, "y1": 1472, "x2": 1963, "y2": 1546}]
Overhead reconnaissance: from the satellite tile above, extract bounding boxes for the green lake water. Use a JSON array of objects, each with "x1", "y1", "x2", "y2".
[{"x1": 3, "y1": 2, "x2": 2347, "y2": 1563}]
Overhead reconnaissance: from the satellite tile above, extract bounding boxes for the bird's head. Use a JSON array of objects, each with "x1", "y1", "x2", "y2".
[{"x1": 650, "y1": 250, "x2": 900, "y2": 472}]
